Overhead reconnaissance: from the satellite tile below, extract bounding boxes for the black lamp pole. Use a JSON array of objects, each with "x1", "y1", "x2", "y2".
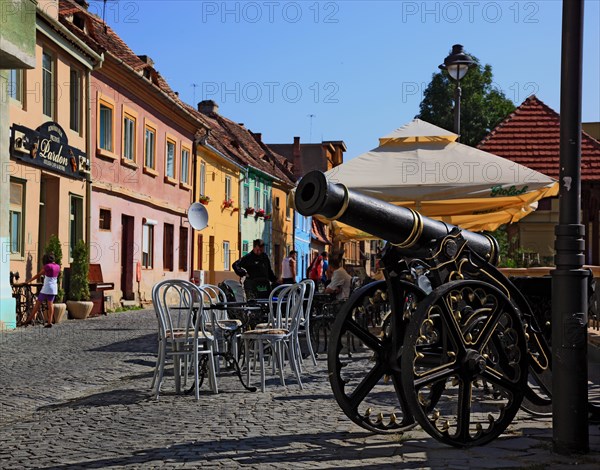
[
  {"x1": 440, "y1": 44, "x2": 474, "y2": 140},
  {"x1": 552, "y1": 0, "x2": 588, "y2": 455}
]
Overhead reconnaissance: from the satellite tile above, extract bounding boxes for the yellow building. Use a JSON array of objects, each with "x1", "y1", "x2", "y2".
[{"x1": 193, "y1": 141, "x2": 243, "y2": 285}]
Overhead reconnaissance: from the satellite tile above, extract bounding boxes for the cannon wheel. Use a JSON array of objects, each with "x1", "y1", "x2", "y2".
[
  {"x1": 328, "y1": 280, "x2": 426, "y2": 434},
  {"x1": 401, "y1": 280, "x2": 528, "y2": 447}
]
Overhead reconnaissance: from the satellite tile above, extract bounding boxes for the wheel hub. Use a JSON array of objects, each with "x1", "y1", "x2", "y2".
[{"x1": 463, "y1": 349, "x2": 486, "y2": 377}]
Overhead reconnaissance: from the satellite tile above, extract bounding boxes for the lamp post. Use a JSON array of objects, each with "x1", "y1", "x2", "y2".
[{"x1": 439, "y1": 44, "x2": 474, "y2": 140}]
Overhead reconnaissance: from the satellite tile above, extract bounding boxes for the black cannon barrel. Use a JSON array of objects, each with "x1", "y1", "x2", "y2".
[{"x1": 295, "y1": 171, "x2": 499, "y2": 264}]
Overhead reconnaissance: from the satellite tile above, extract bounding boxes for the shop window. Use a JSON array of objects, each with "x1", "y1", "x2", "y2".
[
  {"x1": 144, "y1": 125, "x2": 156, "y2": 169},
  {"x1": 8, "y1": 69, "x2": 23, "y2": 105},
  {"x1": 166, "y1": 139, "x2": 176, "y2": 179},
  {"x1": 123, "y1": 113, "x2": 136, "y2": 162},
  {"x1": 99, "y1": 101, "x2": 114, "y2": 151},
  {"x1": 179, "y1": 226, "x2": 188, "y2": 271},
  {"x1": 99, "y1": 208, "x2": 111, "y2": 230},
  {"x1": 142, "y1": 223, "x2": 154, "y2": 268},
  {"x1": 199, "y1": 161, "x2": 206, "y2": 195},
  {"x1": 69, "y1": 68, "x2": 81, "y2": 132},
  {"x1": 163, "y1": 223, "x2": 174, "y2": 271},
  {"x1": 69, "y1": 195, "x2": 84, "y2": 259},
  {"x1": 223, "y1": 241, "x2": 230, "y2": 270},
  {"x1": 9, "y1": 180, "x2": 25, "y2": 255},
  {"x1": 42, "y1": 51, "x2": 54, "y2": 118},
  {"x1": 181, "y1": 147, "x2": 190, "y2": 185}
]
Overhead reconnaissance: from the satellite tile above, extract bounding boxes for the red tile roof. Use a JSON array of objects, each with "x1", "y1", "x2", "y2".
[{"x1": 478, "y1": 95, "x2": 600, "y2": 181}]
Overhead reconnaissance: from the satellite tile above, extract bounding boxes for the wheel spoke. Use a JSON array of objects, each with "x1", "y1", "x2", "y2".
[
  {"x1": 414, "y1": 363, "x2": 457, "y2": 389},
  {"x1": 345, "y1": 318, "x2": 383, "y2": 353},
  {"x1": 481, "y1": 367, "x2": 518, "y2": 392},
  {"x1": 474, "y1": 301, "x2": 506, "y2": 351},
  {"x1": 391, "y1": 373, "x2": 415, "y2": 426},
  {"x1": 348, "y1": 362, "x2": 386, "y2": 410},
  {"x1": 456, "y1": 379, "x2": 473, "y2": 442},
  {"x1": 439, "y1": 304, "x2": 467, "y2": 353}
]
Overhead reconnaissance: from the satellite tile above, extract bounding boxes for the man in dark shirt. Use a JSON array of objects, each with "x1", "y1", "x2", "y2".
[{"x1": 233, "y1": 239, "x2": 277, "y2": 298}]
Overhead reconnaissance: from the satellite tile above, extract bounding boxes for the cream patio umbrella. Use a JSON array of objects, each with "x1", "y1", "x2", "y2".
[{"x1": 321, "y1": 119, "x2": 558, "y2": 240}]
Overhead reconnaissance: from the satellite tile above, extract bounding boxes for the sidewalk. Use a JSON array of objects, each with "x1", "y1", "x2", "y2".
[{"x1": 0, "y1": 310, "x2": 598, "y2": 469}]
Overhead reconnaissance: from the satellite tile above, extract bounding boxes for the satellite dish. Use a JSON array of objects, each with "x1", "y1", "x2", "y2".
[{"x1": 188, "y1": 202, "x2": 209, "y2": 230}]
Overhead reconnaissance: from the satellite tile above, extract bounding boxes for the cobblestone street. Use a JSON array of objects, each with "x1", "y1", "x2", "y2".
[{"x1": 1, "y1": 310, "x2": 599, "y2": 469}]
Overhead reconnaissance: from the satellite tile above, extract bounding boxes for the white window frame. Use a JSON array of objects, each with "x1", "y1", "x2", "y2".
[
  {"x1": 9, "y1": 179, "x2": 25, "y2": 256},
  {"x1": 69, "y1": 68, "x2": 81, "y2": 132},
  {"x1": 225, "y1": 175, "x2": 232, "y2": 201},
  {"x1": 223, "y1": 241, "x2": 230, "y2": 270},
  {"x1": 181, "y1": 147, "x2": 190, "y2": 184},
  {"x1": 123, "y1": 113, "x2": 136, "y2": 162},
  {"x1": 144, "y1": 125, "x2": 156, "y2": 169},
  {"x1": 166, "y1": 139, "x2": 176, "y2": 179},
  {"x1": 42, "y1": 50, "x2": 54, "y2": 118},
  {"x1": 142, "y1": 223, "x2": 154, "y2": 268}
]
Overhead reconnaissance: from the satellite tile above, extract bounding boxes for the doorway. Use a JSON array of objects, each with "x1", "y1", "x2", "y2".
[
  {"x1": 38, "y1": 175, "x2": 59, "y2": 268},
  {"x1": 121, "y1": 214, "x2": 134, "y2": 300}
]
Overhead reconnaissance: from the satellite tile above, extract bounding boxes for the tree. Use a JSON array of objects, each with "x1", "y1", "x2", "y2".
[{"x1": 417, "y1": 53, "x2": 516, "y2": 147}]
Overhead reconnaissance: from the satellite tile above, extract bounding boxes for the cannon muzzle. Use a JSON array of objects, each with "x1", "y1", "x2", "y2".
[{"x1": 295, "y1": 171, "x2": 498, "y2": 264}]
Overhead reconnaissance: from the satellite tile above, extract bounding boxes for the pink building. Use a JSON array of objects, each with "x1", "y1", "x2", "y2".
[{"x1": 60, "y1": 1, "x2": 205, "y2": 304}]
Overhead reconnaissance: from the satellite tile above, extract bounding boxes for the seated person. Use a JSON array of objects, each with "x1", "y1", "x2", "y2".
[{"x1": 324, "y1": 258, "x2": 352, "y2": 301}]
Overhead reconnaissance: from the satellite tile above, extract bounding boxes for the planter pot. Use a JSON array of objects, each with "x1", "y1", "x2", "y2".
[
  {"x1": 67, "y1": 300, "x2": 94, "y2": 320},
  {"x1": 53, "y1": 303, "x2": 67, "y2": 324}
]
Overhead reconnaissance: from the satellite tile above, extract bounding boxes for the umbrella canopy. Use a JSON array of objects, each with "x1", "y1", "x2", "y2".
[{"x1": 322, "y1": 119, "x2": 558, "y2": 240}]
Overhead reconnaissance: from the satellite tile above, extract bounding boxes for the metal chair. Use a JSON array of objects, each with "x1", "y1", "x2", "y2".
[
  {"x1": 241, "y1": 283, "x2": 306, "y2": 392},
  {"x1": 151, "y1": 279, "x2": 218, "y2": 400}
]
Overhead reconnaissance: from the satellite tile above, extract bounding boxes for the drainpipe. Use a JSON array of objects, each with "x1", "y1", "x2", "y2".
[
  {"x1": 190, "y1": 134, "x2": 199, "y2": 282},
  {"x1": 86, "y1": 55, "x2": 104, "y2": 262}
]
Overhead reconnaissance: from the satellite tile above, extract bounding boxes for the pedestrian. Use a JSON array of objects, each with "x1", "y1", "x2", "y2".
[
  {"x1": 308, "y1": 252, "x2": 323, "y2": 283},
  {"x1": 22, "y1": 252, "x2": 61, "y2": 327},
  {"x1": 233, "y1": 239, "x2": 277, "y2": 298},
  {"x1": 320, "y1": 252, "x2": 329, "y2": 284},
  {"x1": 324, "y1": 257, "x2": 352, "y2": 301},
  {"x1": 281, "y1": 250, "x2": 297, "y2": 284}
]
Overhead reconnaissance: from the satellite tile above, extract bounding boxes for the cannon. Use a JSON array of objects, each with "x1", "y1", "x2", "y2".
[{"x1": 295, "y1": 171, "x2": 553, "y2": 447}]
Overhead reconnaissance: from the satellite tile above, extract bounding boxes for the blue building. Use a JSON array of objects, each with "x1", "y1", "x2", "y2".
[{"x1": 294, "y1": 213, "x2": 312, "y2": 281}]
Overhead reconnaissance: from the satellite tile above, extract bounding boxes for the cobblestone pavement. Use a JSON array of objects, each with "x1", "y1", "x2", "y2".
[{"x1": 1, "y1": 310, "x2": 599, "y2": 469}]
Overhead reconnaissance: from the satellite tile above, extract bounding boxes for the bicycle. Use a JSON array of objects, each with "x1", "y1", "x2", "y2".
[{"x1": 12, "y1": 282, "x2": 46, "y2": 326}]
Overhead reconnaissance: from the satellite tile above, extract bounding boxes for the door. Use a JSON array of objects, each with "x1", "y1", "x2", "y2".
[{"x1": 121, "y1": 214, "x2": 134, "y2": 300}]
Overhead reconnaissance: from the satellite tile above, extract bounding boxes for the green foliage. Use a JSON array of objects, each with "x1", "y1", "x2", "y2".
[
  {"x1": 417, "y1": 51, "x2": 516, "y2": 147},
  {"x1": 491, "y1": 225, "x2": 548, "y2": 268},
  {"x1": 109, "y1": 305, "x2": 143, "y2": 313},
  {"x1": 44, "y1": 235, "x2": 64, "y2": 302},
  {"x1": 68, "y1": 239, "x2": 90, "y2": 301}
]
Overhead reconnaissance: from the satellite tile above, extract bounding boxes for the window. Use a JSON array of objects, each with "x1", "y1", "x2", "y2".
[
  {"x1": 242, "y1": 240, "x2": 249, "y2": 256},
  {"x1": 8, "y1": 69, "x2": 23, "y2": 104},
  {"x1": 286, "y1": 196, "x2": 292, "y2": 219},
  {"x1": 144, "y1": 125, "x2": 156, "y2": 169},
  {"x1": 223, "y1": 241, "x2": 230, "y2": 270},
  {"x1": 69, "y1": 69, "x2": 81, "y2": 132},
  {"x1": 263, "y1": 191, "x2": 270, "y2": 213},
  {"x1": 166, "y1": 139, "x2": 176, "y2": 179},
  {"x1": 225, "y1": 175, "x2": 232, "y2": 201},
  {"x1": 123, "y1": 113, "x2": 136, "y2": 161},
  {"x1": 275, "y1": 197, "x2": 280, "y2": 209},
  {"x1": 242, "y1": 184, "x2": 249, "y2": 208},
  {"x1": 99, "y1": 101, "x2": 114, "y2": 151},
  {"x1": 199, "y1": 161, "x2": 206, "y2": 195},
  {"x1": 179, "y1": 226, "x2": 188, "y2": 271},
  {"x1": 163, "y1": 223, "x2": 174, "y2": 271},
  {"x1": 9, "y1": 180, "x2": 24, "y2": 255},
  {"x1": 142, "y1": 223, "x2": 154, "y2": 268},
  {"x1": 181, "y1": 148, "x2": 190, "y2": 184},
  {"x1": 255, "y1": 186, "x2": 261, "y2": 209},
  {"x1": 42, "y1": 51, "x2": 54, "y2": 117},
  {"x1": 99, "y1": 208, "x2": 111, "y2": 230},
  {"x1": 69, "y1": 195, "x2": 84, "y2": 259}
]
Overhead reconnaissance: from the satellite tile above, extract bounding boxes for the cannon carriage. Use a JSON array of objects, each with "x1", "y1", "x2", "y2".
[{"x1": 295, "y1": 170, "x2": 555, "y2": 447}]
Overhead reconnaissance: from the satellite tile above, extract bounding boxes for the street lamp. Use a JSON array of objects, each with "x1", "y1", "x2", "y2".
[{"x1": 439, "y1": 44, "x2": 474, "y2": 139}]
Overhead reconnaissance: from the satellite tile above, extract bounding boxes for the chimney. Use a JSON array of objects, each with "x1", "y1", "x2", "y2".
[
  {"x1": 198, "y1": 100, "x2": 219, "y2": 115},
  {"x1": 293, "y1": 136, "x2": 302, "y2": 178},
  {"x1": 252, "y1": 132, "x2": 262, "y2": 143},
  {"x1": 137, "y1": 55, "x2": 154, "y2": 67}
]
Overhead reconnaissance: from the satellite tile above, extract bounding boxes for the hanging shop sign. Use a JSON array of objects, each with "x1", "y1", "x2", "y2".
[{"x1": 10, "y1": 122, "x2": 90, "y2": 180}]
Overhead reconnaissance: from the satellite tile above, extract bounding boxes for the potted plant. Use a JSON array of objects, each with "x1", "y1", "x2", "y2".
[
  {"x1": 44, "y1": 235, "x2": 67, "y2": 323},
  {"x1": 255, "y1": 208, "x2": 266, "y2": 219},
  {"x1": 264, "y1": 213, "x2": 272, "y2": 221},
  {"x1": 198, "y1": 195, "x2": 211, "y2": 205},
  {"x1": 66, "y1": 239, "x2": 93, "y2": 320},
  {"x1": 244, "y1": 207, "x2": 255, "y2": 216},
  {"x1": 222, "y1": 198, "x2": 234, "y2": 209}
]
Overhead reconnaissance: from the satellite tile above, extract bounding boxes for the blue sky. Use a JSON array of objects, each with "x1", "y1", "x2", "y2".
[{"x1": 92, "y1": 0, "x2": 600, "y2": 159}]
